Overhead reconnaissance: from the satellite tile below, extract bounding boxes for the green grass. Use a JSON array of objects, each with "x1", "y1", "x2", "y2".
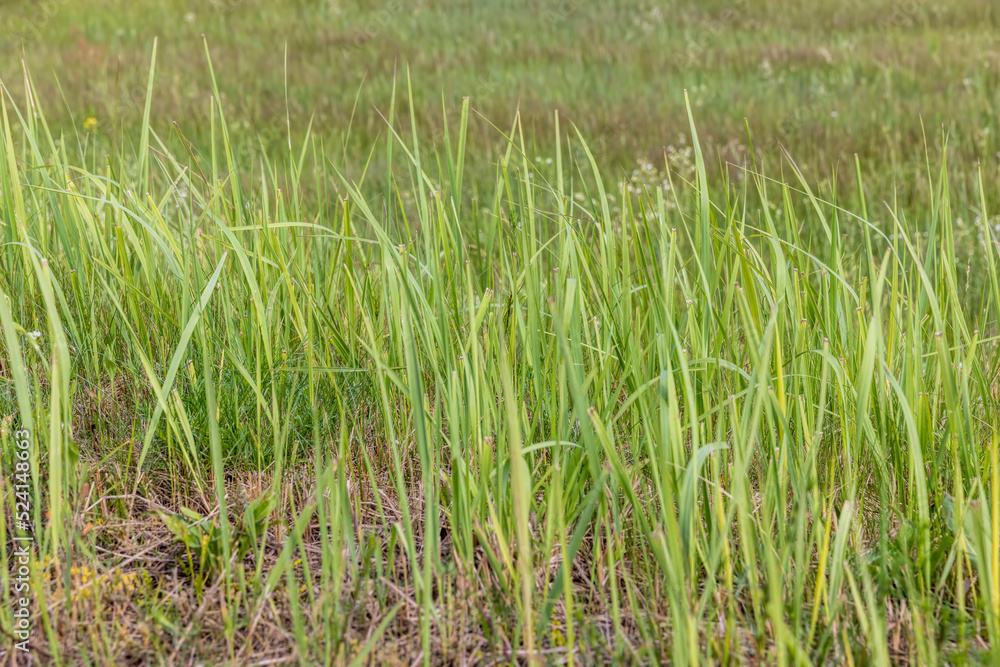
[
  {"x1": 3, "y1": 0, "x2": 1000, "y2": 207},
  {"x1": 1, "y1": 6, "x2": 1000, "y2": 665}
]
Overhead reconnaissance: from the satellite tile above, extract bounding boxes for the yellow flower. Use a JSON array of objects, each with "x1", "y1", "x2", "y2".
[{"x1": 83, "y1": 117, "x2": 98, "y2": 132}]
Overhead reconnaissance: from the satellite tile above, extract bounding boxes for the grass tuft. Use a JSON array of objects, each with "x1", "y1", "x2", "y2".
[{"x1": 1, "y1": 55, "x2": 1000, "y2": 664}]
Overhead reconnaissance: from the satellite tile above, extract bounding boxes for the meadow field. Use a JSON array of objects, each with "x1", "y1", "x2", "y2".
[{"x1": 2, "y1": 0, "x2": 1000, "y2": 664}]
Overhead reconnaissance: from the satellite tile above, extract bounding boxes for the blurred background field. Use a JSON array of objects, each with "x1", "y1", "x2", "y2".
[{"x1": 3, "y1": 0, "x2": 1000, "y2": 205}]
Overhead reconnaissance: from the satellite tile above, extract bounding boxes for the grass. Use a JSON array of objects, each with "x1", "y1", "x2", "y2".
[
  {"x1": 1, "y1": 18, "x2": 1000, "y2": 667},
  {"x1": 3, "y1": 0, "x2": 1000, "y2": 207}
]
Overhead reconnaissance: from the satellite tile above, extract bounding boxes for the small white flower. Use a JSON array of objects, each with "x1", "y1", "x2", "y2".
[
  {"x1": 545, "y1": 158, "x2": 552, "y2": 165},
  {"x1": 27, "y1": 331, "x2": 41, "y2": 340},
  {"x1": 830, "y1": 111, "x2": 838, "y2": 118}
]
